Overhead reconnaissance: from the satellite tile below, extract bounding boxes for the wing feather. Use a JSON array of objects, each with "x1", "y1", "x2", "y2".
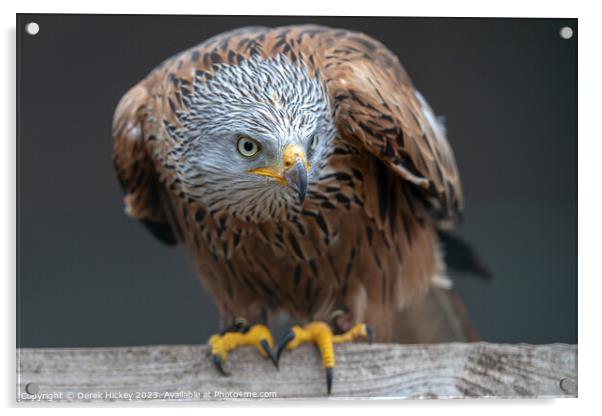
[
  {"x1": 112, "y1": 84, "x2": 180, "y2": 244},
  {"x1": 314, "y1": 29, "x2": 464, "y2": 222}
]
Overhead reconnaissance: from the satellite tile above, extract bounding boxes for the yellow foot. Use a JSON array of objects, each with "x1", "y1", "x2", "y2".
[
  {"x1": 276, "y1": 321, "x2": 373, "y2": 394},
  {"x1": 208, "y1": 323, "x2": 277, "y2": 375}
]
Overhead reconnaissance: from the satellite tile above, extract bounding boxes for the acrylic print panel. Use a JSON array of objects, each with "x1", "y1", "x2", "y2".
[{"x1": 16, "y1": 14, "x2": 577, "y2": 401}]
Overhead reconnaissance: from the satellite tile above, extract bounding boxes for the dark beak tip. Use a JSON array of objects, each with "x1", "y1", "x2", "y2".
[{"x1": 285, "y1": 160, "x2": 308, "y2": 203}]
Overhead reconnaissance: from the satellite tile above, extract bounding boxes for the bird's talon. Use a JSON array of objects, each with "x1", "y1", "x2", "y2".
[
  {"x1": 326, "y1": 367, "x2": 333, "y2": 395},
  {"x1": 260, "y1": 339, "x2": 278, "y2": 368},
  {"x1": 277, "y1": 321, "x2": 370, "y2": 394},
  {"x1": 208, "y1": 324, "x2": 276, "y2": 375},
  {"x1": 212, "y1": 354, "x2": 228, "y2": 376},
  {"x1": 366, "y1": 325, "x2": 374, "y2": 344},
  {"x1": 276, "y1": 330, "x2": 296, "y2": 363}
]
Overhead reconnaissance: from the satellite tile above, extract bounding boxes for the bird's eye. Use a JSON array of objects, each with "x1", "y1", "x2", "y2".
[
  {"x1": 310, "y1": 134, "x2": 319, "y2": 150},
  {"x1": 237, "y1": 136, "x2": 261, "y2": 158}
]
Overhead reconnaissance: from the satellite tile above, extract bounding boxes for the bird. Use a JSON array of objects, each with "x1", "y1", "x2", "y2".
[{"x1": 112, "y1": 24, "x2": 464, "y2": 394}]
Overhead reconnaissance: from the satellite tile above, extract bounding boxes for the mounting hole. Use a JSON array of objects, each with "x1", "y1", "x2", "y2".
[
  {"x1": 559, "y1": 377, "x2": 577, "y2": 395},
  {"x1": 559, "y1": 26, "x2": 573, "y2": 40},
  {"x1": 25, "y1": 382, "x2": 39, "y2": 394},
  {"x1": 25, "y1": 22, "x2": 40, "y2": 36}
]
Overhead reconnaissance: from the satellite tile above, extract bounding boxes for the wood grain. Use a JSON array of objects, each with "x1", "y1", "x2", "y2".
[{"x1": 17, "y1": 342, "x2": 577, "y2": 401}]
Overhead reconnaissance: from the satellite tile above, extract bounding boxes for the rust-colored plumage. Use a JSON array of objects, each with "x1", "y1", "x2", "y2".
[{"x1": 112, "y1": 25, "x2": 463, "y2": 343}]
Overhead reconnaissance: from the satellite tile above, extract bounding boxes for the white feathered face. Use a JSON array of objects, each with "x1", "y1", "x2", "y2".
[{"x1": 169, "y1": 55, "x2": 337, "y2": 223}]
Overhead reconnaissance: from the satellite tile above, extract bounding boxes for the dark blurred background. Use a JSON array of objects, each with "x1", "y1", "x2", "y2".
[{"x1": 17, "y1": 15, "x2": 577, "y2": 347}]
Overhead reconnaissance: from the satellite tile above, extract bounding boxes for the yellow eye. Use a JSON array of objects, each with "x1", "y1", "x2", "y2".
[
  {"x1": 237, "y1": 136, "x2": 261, "y2": 158},
  {"x1": 310, "y1": 134, "x2": 318, "y2": 150}
]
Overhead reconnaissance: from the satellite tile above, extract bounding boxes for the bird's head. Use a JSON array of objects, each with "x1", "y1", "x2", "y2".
[{"x1": 171, "y1": 54, "x2": 337, "y2": 223}]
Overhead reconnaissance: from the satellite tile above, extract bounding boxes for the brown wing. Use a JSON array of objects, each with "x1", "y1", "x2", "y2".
[
  {"x1": 112, "y1": 84, "x2": 180, "y2": 244},
  {"x1": 315, "y1": 29, "x2": 464, "y2": 223}
]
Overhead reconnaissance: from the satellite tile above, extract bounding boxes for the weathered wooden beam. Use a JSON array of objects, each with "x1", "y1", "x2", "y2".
[{"x1": 16, "y1": 342, "x2": 577, "y2": 401}]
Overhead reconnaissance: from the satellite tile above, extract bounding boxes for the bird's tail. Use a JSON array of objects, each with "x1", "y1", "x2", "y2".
[
  {"x1": 368, "y1": 286, "x2": 479, "y2": 344},
  {"x1": 371, "y1": 232, "x2": 490, "y2": 343},
  {"x1": 438, "y1": 230, "x2": 493, "y2": 279}
]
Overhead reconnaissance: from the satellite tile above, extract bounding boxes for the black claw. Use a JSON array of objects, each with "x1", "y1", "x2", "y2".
[
  {"x1": 366, "y1": 326, "x2": 374, "y2": 344},
  {"x1": 212, "y1": 355, "x2": 228, "y2": 376},
  {"x1": 276, "y1": 330, "x2": 295, "y2": 363},
  {"x1": 326, "y1": 367, "x2": 333, "y2": 395},
  {"x1": 260, "y1": 339, "x2": 278, "y2": 368}
]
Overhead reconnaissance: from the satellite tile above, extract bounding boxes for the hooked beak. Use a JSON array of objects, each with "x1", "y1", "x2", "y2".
[
  {"x1": 248, "y1": 144, "x2": 309, "y2": 203},
  {"x1": 284, "y1": 159, "x2": 308, "y2": 203}
]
